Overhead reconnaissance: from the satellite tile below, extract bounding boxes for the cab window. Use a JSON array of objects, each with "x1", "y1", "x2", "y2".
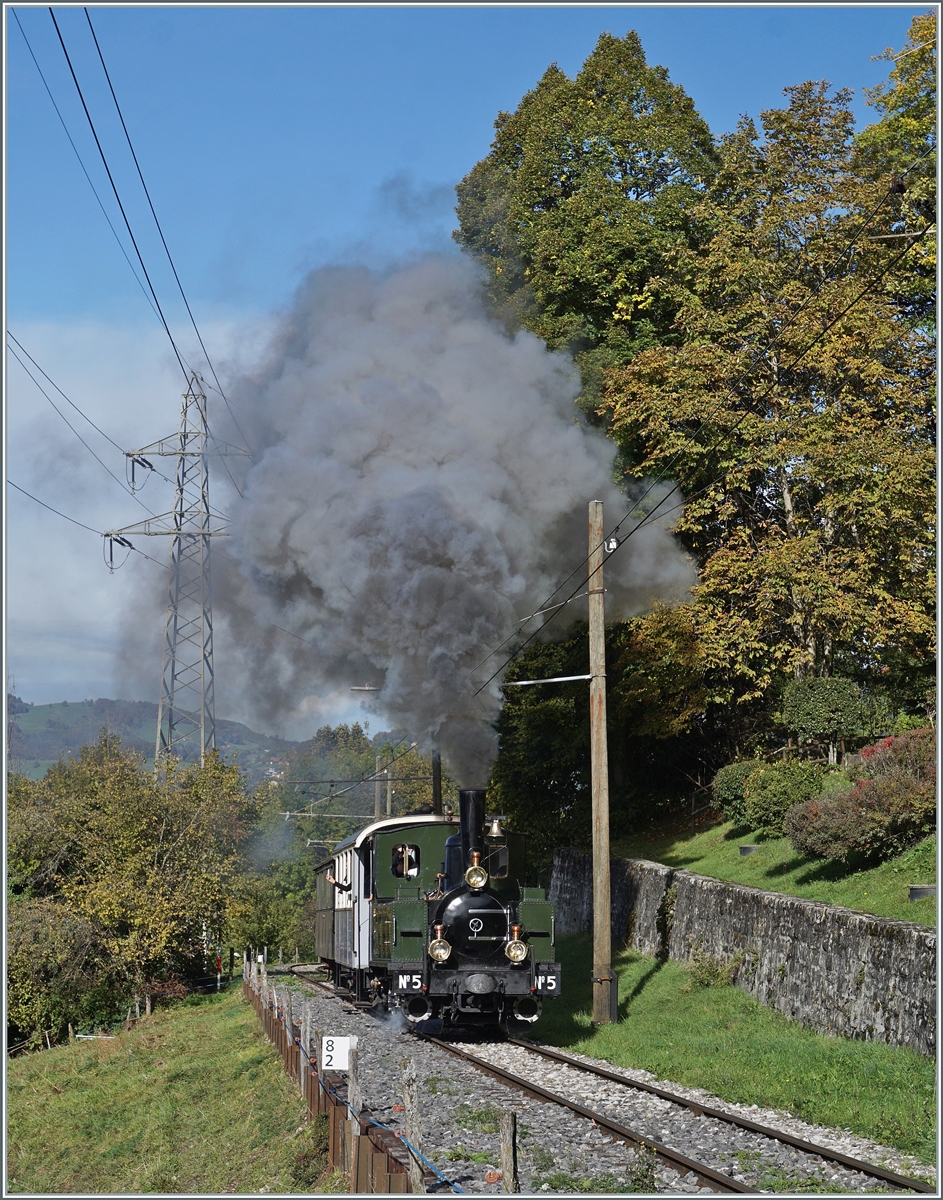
[
  {"x1": 486, "y1": 846, "x2": 509, "y2": 878},
  {"x1": 392, "y1": 844, "x2": 420, "y2": 878}
]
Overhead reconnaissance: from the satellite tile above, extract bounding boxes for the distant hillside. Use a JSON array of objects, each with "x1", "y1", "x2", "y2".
[{"x1": 7, "y1": 696, "x2": 297, "y2": 787}]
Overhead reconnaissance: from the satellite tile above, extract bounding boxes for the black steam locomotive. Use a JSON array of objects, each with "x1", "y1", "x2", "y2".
[{"x1": 313, "y1": 789, "x2": 560, "y2": 1030}]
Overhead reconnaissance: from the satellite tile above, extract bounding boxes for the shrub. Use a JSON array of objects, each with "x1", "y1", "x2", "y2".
[
  {"x1": 711, "y1": 761, "x2": 759, "y2": 827},
  {"x1": 782, "y1": 677, "x2": 861, "y2": 742},
  {"x1": 785, "y1": 728, "x2": 936, "y2": 862},
  {"x1": 743, "y1": 761, "x2": 825, "y2": 836}
]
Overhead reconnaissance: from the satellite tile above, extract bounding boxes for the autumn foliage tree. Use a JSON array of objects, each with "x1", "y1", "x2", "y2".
[
  {"x1": 463, "y1": 20, "x2": 935, "y2": 817},
  {"x1": 599, "y1": 78, "x2": 935, "y2": 707},
  {"x1": 7, "y1": 733, "x2": 257, "y2": 1044}
]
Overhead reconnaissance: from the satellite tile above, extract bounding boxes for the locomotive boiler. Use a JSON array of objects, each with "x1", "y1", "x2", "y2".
[{"x1": 313, "y1": 789, "x2": 560, "y2": 1031}]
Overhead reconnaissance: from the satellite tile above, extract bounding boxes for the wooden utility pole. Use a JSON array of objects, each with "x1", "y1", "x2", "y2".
[
  {"x1": 588, "y1": 500, "x2": 614, "y2": 1025},
  {"x1": 375, "y1": 754, "x2": 383, "y2": 821}
]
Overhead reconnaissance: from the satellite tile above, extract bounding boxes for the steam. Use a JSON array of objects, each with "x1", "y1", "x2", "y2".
[{"x1": 215, "y1": 256, "x2": 694, "y2": 784}]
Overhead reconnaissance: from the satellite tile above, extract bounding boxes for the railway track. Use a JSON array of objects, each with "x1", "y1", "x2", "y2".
[
  {"x1": 283, "y1": 968, "x2": 932, "y2": 1194},
  {"x1": 424, "y1": 1033, "x2": 933, "y2": 1195},
  {"x1": 505, "y1": 1040, "x2": 935, "y2": 1193}
]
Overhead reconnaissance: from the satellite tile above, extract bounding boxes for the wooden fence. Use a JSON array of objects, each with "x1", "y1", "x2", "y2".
[{"x1": 243, "y1": 962, "x2": 438, "y2": 1193}]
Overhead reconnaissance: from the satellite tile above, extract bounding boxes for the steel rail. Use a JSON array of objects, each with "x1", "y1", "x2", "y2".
[
  {"x1": 508, "y1": 1039, "x2": 934, "y2": 1195},
  {"x1": 286, "y1": 971, "x2": 932, "y2": 1194},
  {"x1": 419, "y1": 1033, "x2": 757, "y2": 1193}
]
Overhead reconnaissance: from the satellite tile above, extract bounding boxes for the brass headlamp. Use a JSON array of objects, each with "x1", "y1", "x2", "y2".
[
  {"x1": 504, "y1": 923, "x2": 528, "y2": 963},
  {"x1": 464, "y1": 850, "x2": 489, "y2": 890},
  {"x1": 428, "y1": 922, "x2": 452, "y2": 962}
]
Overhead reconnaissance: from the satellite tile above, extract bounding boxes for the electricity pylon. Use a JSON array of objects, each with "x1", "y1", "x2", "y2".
[{"x1": 105, "y1": 374, "x2": 247, "y2": 764}]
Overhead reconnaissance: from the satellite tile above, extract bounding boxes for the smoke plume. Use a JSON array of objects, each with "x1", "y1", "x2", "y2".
[{"x1": 216, "y1": 256, "x2": 694, "y2": 784}]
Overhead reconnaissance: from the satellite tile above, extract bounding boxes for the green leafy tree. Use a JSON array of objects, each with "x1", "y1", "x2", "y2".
[
  {"x1": 743, "y1": 760, "x2": 826, "y2": 837},
  {"x1": 782, "y1": 677, "x2": 862, "y2": 762},
  {"x1": 7, "y1": 899, "x2": 121, "y2": 1046},
  {"x1": 454, "y1": 30, "x2": 717, "y2": 405},
  {"x1": 489, "y1": 615, "x2": 718, "y2": 872}
]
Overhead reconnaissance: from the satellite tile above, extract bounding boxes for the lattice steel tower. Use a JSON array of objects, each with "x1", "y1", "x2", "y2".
[{"x1": 106, "y1": 375, "x2": 244, "y2": 763}]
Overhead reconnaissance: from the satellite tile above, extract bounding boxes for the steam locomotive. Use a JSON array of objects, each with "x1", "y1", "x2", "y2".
[{"x1": 313, "y1": 789, "x2": 560, "y2": 1030}]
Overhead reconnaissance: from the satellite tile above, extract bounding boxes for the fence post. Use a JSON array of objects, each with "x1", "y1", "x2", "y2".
[
  {"x1": 349, "y1": 1041, "x2": 362, "y2": 1190},
  {"x1": 400, "y1": 1057, "x2": 425, "y2": 1193},
  {"x1": 501, "y1": 1110, "x2": 520, "y2": 1193},
  {"x1": 315, "y1": 1027, "x2": 324, "y2": 1112}
]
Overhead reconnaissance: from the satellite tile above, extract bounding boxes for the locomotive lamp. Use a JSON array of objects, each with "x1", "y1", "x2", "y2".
[
  {"x1": 464, "y1": 850, "x2": 489, "y2": 890},
  {"x1": 504, "y1": 924, "x2": 528, "y2": 962},
  {"x1": 428, "y1": 923, "x2": 452, "y2": 962}
]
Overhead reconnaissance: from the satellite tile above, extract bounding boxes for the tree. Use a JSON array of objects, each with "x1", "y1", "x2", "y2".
[
  {"x1": 855, "y1": 10, "x2": 936, "y2": 326},
  {"x1": 489, "y1": 614, "x2": 718, "y2": 872},
  {"x1": 782, "y1": 676, "x2": 862, "y2": 762},
  {"x1": 454, "y1": 31, "x2": 718, "y2": 405},
  {"x1": 598, "y1": 81, "x2": 935, "y2": 708},
  {"x1": 7, "y1": 733, "x2": 257, "y2": 1039}
]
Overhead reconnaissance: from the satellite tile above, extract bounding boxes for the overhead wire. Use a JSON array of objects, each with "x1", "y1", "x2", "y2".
[
  {"x1": 47, "y1": 7, "x2": 246, "y2": 501},
  {"x1": 48, "y1": 6, "x2": 191, "y2": 386},
  {"x1": 9, "y1": 480, "x2": 103, "y2": 536},
  {"x1": 474, "y1": 224, "x2": 933, "y2": 694},
  {"x1": 83, "y1": 6, "x2": 255, "y2": 461},
  {"x1": 7, "y1": 331, "x2": 128, "y2": 455},
  {"x1": 7, "y1": 338, "x2": 157, "y2": 516},
  {"x1": 11, "y1": 10, "x2": 163, "y2": 326}
]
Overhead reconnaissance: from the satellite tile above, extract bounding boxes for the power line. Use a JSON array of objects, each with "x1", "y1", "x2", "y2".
[
  {"x1": 475, "y1": 225, "x2": 933, "y2": 694},
  {"x1": 7, "y1": 331, "x2": 126, "y2": 453},
  {"x1": 83, "y1": 6, "x2": 254, "y2": 460},
  {"x1": 10, "y1": 9, "x2": 163, "y2": 326},
  {"x1": 48, "y1": 6, "x2": 191, "y2": 387},
  {"x1": 8, "y1": 480, "x2": 102, "y2": 535},
  {"x1": 7, "y1": 339, "x2": 156, "y2": 516},
  {"x1": 47, "y1": 9, "x2": 246, "y2": 505}
]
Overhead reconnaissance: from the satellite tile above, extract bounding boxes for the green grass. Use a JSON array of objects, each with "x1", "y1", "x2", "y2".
[
  {"x1": 534, "y1": 936, "x2": 935, "y2": 1165},
  {"x1": 610, "y1": 821, "x2": 936, "y2": 926},
  {"x1": 6, "y1": 987, "x2": 325, "y2": 1194}
]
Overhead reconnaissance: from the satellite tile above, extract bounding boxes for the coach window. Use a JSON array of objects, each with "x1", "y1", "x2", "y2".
[{"x1": 392, "y1": 844, "x2": 420, "y2": 878}]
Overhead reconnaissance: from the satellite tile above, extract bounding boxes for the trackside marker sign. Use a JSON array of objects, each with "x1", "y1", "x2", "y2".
[{"x1": 321, "y1": 1035, "x2": 356, "y2": 1070}]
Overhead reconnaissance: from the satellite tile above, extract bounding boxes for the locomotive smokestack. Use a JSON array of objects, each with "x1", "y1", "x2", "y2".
[
  {"x1": 432, "y1": 752, "x2": 442, "y2": 815},
  {"x1": 459, "y1": 789, "x2": 486, "y2": 866}
]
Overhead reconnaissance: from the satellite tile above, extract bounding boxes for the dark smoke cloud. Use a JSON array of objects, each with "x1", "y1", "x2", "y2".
[{"x1": 214, "y1": 255, "x2": 694, "y2": 785}]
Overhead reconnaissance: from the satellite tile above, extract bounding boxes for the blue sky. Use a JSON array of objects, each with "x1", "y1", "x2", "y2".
[{"x1": 4, "y1": 2, "x2": 929, "y2": 730}]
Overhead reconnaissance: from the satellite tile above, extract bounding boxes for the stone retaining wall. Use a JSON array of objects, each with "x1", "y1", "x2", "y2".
[{"x1": 549, "y1": 848, "x2": 936, "y2": 1057}]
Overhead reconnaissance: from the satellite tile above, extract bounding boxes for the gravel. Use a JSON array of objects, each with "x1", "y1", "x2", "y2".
[{"x1": 276, "y1": 982, "x2": 934, "y2": 1195}]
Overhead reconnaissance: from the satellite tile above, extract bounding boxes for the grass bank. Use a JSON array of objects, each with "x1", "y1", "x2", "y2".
[
  {"x1": 535, "y1": 936, "x2": 935, "y2": 1166},
  {"x1": 6, "y1": 986, "x2": 328, "y2": 1194},
  {"x1": 610, "y1": 822, "x2": 936, "y2": 926}
]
